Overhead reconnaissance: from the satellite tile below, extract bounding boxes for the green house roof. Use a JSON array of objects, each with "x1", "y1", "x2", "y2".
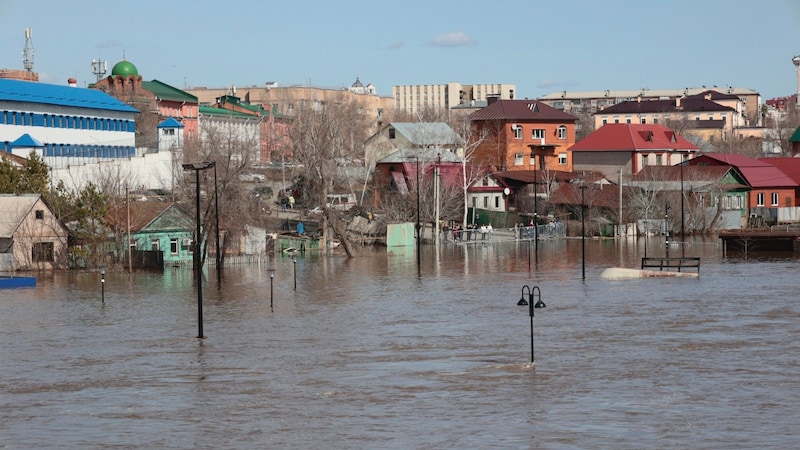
[{"x1": 790, "y1": 126, "x2": 800, "y2": 143}]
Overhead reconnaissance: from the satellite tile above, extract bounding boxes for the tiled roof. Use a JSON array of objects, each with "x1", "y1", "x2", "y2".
[
  {"x1": 569, "y1": 123, "x2": 698, "y2": 152},
  {"x1": 0, "y1": 78, "x2": 138, "y2": 113},
  {"x1": 597, "y1": 97, "x2": 734, "y2": 115},
  {"x1": 469, "y1": 99, "x2": 578, "y2": 122}
]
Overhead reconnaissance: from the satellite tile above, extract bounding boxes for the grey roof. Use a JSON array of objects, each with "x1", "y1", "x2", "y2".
[
  {"x1": 0, "y1": 194, "x2": 40, "y2": 237},
  {"x1": 388, "y1": 122, "x2": 463, "y2": 146},
  {"x1": 377, "y1": 148, "x2": 461, "y2": 164}
]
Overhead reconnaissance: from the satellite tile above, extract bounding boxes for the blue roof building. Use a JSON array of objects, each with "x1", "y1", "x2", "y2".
[{"x1": 0, "y1": 78, "x2": 138, "y2": 169}]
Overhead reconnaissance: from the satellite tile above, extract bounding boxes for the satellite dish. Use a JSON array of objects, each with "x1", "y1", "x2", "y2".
[{"x1": 503, "y1": 187, "x2": 510, "y2": 196}]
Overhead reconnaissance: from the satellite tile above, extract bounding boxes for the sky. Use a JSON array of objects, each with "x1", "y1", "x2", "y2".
[{"x1": 1, "y1": 0, "x2": 799, "y2": 101}]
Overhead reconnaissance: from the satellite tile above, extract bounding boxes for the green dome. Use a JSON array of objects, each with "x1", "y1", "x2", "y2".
[{"x1": 111, "y1": 59, "x2": 138, "y2": 77}]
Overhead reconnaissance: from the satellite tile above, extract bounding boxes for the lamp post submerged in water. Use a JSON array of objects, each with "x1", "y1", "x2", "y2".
[
  {"x1": 516, "y1": 285, "x2": 546, "y2": 364},
  {"x1": 182, "y1": 161, "x2": 215, "y2": 339}
]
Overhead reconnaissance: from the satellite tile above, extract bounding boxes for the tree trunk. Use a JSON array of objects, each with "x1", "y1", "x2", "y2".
[{"x1": 324, "y1": 209, "x2": 359, "y2": 258}]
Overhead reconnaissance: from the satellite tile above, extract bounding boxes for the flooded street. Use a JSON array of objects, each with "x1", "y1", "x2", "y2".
[{"x1": 1, "y1": 237, "x2": 797, "y2": 449}]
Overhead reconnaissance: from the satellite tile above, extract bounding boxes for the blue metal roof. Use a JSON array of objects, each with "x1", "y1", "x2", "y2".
[
  {"x1": 11, "y1": 133, "x2": 44, "y2": 148},
  {"x1": 157, "y1": 117, "x2": 184, "y2": 128},
  {"x1": 0, "y1": 78, "x2": 139, "y2": 113}
]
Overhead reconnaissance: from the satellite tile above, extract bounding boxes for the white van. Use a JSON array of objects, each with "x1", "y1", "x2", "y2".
[{"x1": 326, "y1": 193, "x2": 357, "y2": 210}]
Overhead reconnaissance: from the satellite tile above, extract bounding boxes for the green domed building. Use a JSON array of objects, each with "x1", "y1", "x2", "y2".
[{"x1": 111, "y1": 59, "x2": 139, "y2": 77}]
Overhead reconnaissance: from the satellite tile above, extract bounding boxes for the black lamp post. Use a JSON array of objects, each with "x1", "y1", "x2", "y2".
[
  {"x1": 213, "y1": 163, "x2": 221, "y2": 284},
  {"x1": 292, "y1": 255, "x2": 297, "y2": 290},
  {"x1": 100, "y1": 266, "x2": 105, "y2": 304},
  {"x1": 516, "y1": 285, "x2": 546, "y2": 363},
  {"x1": 405, "y1": 155, "x2": 422, "y2": 278},
  {"x1": 579, "y1": 183, "x2": 587, "y2": 280},
  {"x1": 677, "y1": 151, "x2": 686, "y2": 257},
  {"x1": 269, "y1": 266, "x2": 276, "y2": 309},
  {"x1": 182, "y1": 161, "x2": 215, "y2": 339}
]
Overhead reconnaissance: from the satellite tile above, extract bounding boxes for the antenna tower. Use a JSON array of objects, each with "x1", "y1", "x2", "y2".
[
  {"x1": 23, "y1": 27, "x2": 34, "y2": 72},
  {"x1": 92, "y1": 59, "x2": 108, "y2": 81}
]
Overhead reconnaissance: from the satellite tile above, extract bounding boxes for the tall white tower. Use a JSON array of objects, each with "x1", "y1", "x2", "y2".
[{"x1": 793, "y1": 54, "x2": 800, "y2": 107}]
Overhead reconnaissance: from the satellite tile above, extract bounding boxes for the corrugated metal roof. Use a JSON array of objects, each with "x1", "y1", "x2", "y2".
[
  {"x1": 469, "y1": 99, "x2": 577, "y2": 122},
  {"x1": 142, "y1": 79, "x2": 198, "y2": 103},
  {"x1": 597, "y1": 97, "x2": 734, "y2": 115},
  {"x1": 691, "y1": 154, "x2": 796, "y2": 188},
  {"x1": 569, "y1": 123, "x2": 698, "y2": 152},
  {"x1": 389, "y1": 122, "x2": 463, "y2": 146},
  {"x1": 0, "y1": 78, "x2": 138, "y2": 113}
]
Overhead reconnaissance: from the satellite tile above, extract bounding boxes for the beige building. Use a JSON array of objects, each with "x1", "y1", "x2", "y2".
[
  {"x1": 540, "y1": 86, "x2": 761, "y2": 126},
  {"x1": 392, "y1": 82, "x2": 516, "y2": 113},
  {"x1": 186, "y1": 79, "x2": 394, "y2": 131}
]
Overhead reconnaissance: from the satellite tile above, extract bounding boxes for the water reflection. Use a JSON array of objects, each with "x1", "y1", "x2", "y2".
[{"x1": 0, "y1": 237, "x2": 797, "y2": 448}]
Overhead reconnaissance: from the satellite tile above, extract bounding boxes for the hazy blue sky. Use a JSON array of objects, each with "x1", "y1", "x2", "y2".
[{"x1": 1, "y1": 0, "x2": 799, "y2": 100}]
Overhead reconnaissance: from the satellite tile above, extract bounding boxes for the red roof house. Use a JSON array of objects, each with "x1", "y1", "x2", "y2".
[{"x1": 569, "y1": 123, "x2": 699, "y2": 180}]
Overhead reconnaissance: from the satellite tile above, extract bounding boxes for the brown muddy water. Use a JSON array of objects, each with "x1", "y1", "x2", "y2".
[{"x1": 1, "y1": 237, "x2": 797, "y2": 449}]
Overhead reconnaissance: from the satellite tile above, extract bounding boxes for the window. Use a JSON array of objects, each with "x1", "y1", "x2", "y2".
[
  {"x1": 640, "y1": 117, "x2": 646, "y2": 124},
  {"x1": 151, "y1": 239, "x2": 160, "y2": 251},
  {"x1": 512, "y1": 125, "x2": 523, "y2": 139},
  {"x1": 32, "y1": 242, "x2": 54, "y2": 262},
  {"x1": 757, "y1": 192, "x2": 764, "y2": 206},
  {"x1": 614, "y1": 117, "x2": 620, "y2": 124},
  {"x1": 602, "y1": 118, "x2": 607, "y2": 125},
  {"x1": 625, "y1": 116, "x2": 632, "y2": 124},
  {"x1": 495, "y1": 196, "x2": 500, "y2": 208},
  {"x1": 170, "y1": 238, "x2": 179, "y2": 255},
  {"x1": 557, "y1": 125, "x2": 567, "y2": 139},
  {"x1": 163, "y1": 128, "x2": 175, "y2": 136},
  {"x1": 653, "y1": 117, "x2": 659, "y2": 124},
  {"x1": 771, "y1": 192, "x2": 779, "y2": 206},
  {"x1": 483, "y1": 196, "x2": 488, "y2": 208},
  {"x1": 642, "y1": 154, "x2": 649, "y2": 166},
  {"x1": 723, "y1": 196, "x2": 732, "y2": 209},
  {"x1": 656, "y1": 154, "x2": 663, "y2": 166},
  {"x1": 514, "y1": 153, "x2": 524, "y2": 165},
  {"x1": 389, "y1": 128, "x2": 396, "y2": 139},
  {"x1": 532, "y1": 129, "x2": 545, "y2": 139},
  {"x1": 558, "y1": 153, "x2": 567, "y2": 165},
  {"x1": 35, "y1": 210, "x2": 44, "y2": 219}
]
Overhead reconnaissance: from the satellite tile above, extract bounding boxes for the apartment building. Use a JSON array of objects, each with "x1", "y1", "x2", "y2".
[
  {"x1": 539, "y1": 86, "x2": 761, "y2": 126},
  {"x1": 392, "y1": 82, "x2": 516, "y2": 113}
]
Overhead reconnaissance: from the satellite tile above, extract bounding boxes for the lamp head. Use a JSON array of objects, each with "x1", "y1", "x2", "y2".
[
  {"x1": 534, "y1": 299, "x2": 546, "y2": 308},
  {"x1": 100, "y1": 266, "x2": 105, "y2": 276}
]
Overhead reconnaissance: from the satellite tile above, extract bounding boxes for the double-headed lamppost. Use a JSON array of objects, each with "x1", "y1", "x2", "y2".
[
  {"x1": 182, "y1": 161, "x2": 215, "y2": 339},
  {"x1": 516, "y1": 285, "x2": 546, "y2": 363}
]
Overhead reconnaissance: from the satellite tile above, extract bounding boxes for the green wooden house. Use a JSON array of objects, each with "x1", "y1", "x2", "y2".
[{"x1": 110, "y1": 201, "x2": 196, "y2": 267}]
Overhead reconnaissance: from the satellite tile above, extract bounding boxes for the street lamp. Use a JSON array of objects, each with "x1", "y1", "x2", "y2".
[
  {"x1": 405, "y1": 155, "x2": 422, "y2": 278},
  {"x1": 182, "y1": 160, "x2": 215, "y2": 339},
  {"x1": 213, "y1": 163, "x2": 221, "y2": 284},
  {"x1": 269, "y1": 266, "x2": 276, "y2": 309},
  {"x1": 516, "y1": 285, "x2": 546, "y2": 364},
  {"x1": 292, "y1": 255, "x2": 297, "y2": 290},
  {"x1": 100, "y1": 266, "x2": 105, "y2": 304},
  {"x1": 579, "y1": 183, "x2": 587, "y2": 280}
]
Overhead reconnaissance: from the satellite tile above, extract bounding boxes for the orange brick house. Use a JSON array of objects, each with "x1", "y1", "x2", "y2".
[{"x1": 468, "y1": 98, "x2": 578, "y2": 172}]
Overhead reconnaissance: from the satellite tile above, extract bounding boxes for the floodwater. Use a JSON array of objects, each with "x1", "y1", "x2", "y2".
[{"x1": 1, "y1": 237, "x2": 797, "y2": 449}]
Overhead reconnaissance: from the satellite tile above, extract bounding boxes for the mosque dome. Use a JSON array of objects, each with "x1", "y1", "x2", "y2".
[{"x1": 111, "y1": 59, "x2": 139, "y2": 77}]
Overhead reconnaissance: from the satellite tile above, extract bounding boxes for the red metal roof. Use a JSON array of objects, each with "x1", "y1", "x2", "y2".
[
  {"x1": 691, "y1": 154, "x2": 796, "y2": 188},
  {"x1": 759, "y1": 157, "x2": 800, "y2": 183},
  {"x1": 569, "y1": 123, "x2": 698, "y2": 152},
  {"x1": 468, "y1": 99, "x2": 577, "y2": 122}
]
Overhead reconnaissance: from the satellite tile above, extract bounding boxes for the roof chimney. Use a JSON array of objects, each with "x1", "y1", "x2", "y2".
[{"x1": 67, "y1": 77, "x2": 77, "y2": 87}]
